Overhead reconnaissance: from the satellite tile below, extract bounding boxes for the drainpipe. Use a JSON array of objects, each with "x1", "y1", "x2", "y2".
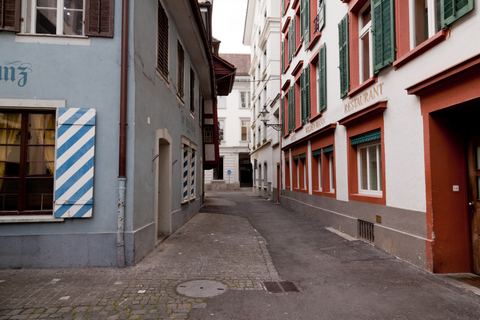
[{"x1": 117, "y1": 0, "x2": 129, "y2": 268}]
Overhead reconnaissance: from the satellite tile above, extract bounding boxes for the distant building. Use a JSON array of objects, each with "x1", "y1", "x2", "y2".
[
  {"x1": 205, "y1": 54, "x2": 252, "y2": 190},
  {"x1": 0, "y1": 0, "x2": 233, "y2": 268},
  {"x1": 243, "y1": 0, "x2": 282, "y2": 200}
]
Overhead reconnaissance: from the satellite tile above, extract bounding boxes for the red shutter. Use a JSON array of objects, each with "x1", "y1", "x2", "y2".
[
  {"x1": 0, "y1": 0, "x2": 21, "y2": 32},
  {"x1": 85, "y1": 0, "x2": 115, "y2": 37}
]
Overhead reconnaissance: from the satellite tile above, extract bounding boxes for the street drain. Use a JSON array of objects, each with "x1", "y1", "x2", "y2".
[
  {"x1": 175, "y1": 280, "x2": 229, "y2": 298},
  {"x1": 263, "y1": 281, "x2": 301, "y2": 293}
]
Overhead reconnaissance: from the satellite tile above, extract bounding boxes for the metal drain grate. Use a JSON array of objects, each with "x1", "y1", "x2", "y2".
[
  {"x1": 358, "y1": 220, "x2": 374, "y2": 243},
  {"x1": 263, "y1": 281, "x2": 301, "y2": 293}
]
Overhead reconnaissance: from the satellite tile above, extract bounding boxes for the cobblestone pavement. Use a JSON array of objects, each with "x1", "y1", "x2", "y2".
[{"x1": 0, "y1": 211, "x2": 280, "y2": 319}]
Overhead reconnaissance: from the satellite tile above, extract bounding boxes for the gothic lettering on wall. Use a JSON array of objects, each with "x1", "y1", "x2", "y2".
[{"x1": 0, "y1": 61, "x2": 32, "y2": 88}]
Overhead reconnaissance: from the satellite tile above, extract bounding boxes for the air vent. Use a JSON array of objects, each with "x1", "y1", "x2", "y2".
[
  {"x1": 263, "y1": 281, "x2": 301, "y2": 293},
  {"x1": 358, "y1": 220, "x2": 374, "y2": 243}
]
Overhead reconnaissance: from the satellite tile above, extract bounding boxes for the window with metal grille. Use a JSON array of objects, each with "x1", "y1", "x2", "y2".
[
  {"x1": 177, "y1": 41, "x2": 185, "y2": 100},
  {"x1": 157, "y1": 1, "x2": 169, "y2": 81},
  {"x1": 190, "y1": 68, "x2": 195, "y2": 113},
  {"x1": 358, "y1": 219, "x2": 374, "y2": 243}
]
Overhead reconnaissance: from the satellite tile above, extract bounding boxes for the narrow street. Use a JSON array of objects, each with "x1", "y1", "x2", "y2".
[{"x1": 2, "y1": 191, "x2": 480, "y2": 319}]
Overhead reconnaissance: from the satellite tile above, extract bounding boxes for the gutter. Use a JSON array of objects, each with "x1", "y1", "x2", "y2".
[{"x1": 117, "y1": 0, "x2": 129, "y2": 268}]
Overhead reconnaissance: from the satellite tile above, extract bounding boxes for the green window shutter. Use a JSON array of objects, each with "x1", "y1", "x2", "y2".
[
  {"x1": 282, "y1": 0, "x2": 285, "y2": 15},
  {"x1": 372, "y1": 0, "x2": 395, "y2": 73},
  {"x1": 299, "y1": 153, "x2": 306, "y2": 160},
  {"x1": 338, "y1": 14, "x2": 349, "y2": 98},
  {"x1": 442, "y1": 0, "x2": 474, "y2": 26},
  {"x1": 318, "y1": 0, "x2": 325, "y2": 31},
  {"x1": 292, "y1": 16, "x2": 296, "y2": 53},
  {"x1": 293, "y1": 155, "x2": 299, "y2": 162},
  {"x1": 319, "y1": 44, "x2": 327, "y2": 112},
  {"x1": 289, "y1": 87, "x2": 296, "y2": 131},
  {"x1": 301, "y1": 0, "x2": 305, "y2": 41},
  {"x1": 300, "y1": 70, "x2": 305, "y2": 123},
  {"x1": 288, "y1": 24, "x2": 293, "y2": 62},
  {"x1": 305, "y1": 0, "x2": 310, "y2": 44},
  {"x1": 281, "y1": 97, "x2": 285, "y2": 136},
  {"x1": 351, "y1": 130, "x2": 381, "y2": 146},
  {"x1": 312, "y1": 149, "x2": 322, "y2": 157},
  {"x1": 281, "y1": 40, "x2": 285, "y2": 72},
  {"x1": 305, "y1": 65, "x2": 310, "y2": 122}
]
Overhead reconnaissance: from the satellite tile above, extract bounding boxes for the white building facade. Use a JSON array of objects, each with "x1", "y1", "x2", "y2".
[
  {"x1": 205, "y1": 54, "x2": 253, "y2": 190},
  {"x1": 279, "y1": 0, "x2": 480, "y2": 274},
  {"x1": 244, "y1": 0, "x2": 282, "y2": 201}
]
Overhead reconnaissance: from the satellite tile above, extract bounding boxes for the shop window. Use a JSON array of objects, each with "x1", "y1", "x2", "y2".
[
  {"x1": 285, "y1": 158, "x2": 291, "y2": 188},
  {"x1": 326, "y1": 148, "x2": 335, "y2": 192},
  {"x1": 157, "y1": 0, "x2": 169, "y2": 82},
  {"x1": 312, "y1": 149, "x2": 322, "y2": 191}
]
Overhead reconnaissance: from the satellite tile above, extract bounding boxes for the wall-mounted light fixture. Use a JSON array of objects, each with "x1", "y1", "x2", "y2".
[{"x1": 259, "y1": 105, "x2": 282, "y2": 131}]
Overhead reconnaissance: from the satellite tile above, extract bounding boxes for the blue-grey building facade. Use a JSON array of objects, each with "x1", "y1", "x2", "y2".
[{"x1": 0, "y1": 0, "x2": 227, "y2": 268}]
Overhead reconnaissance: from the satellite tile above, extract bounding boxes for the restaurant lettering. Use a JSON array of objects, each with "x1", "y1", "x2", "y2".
[{"x1": 344, "y1": 82, "x2": 384, "y2": 113}]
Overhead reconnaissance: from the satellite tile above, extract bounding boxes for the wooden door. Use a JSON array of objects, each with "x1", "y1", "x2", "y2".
[{"x1": 468, "y1": 136, "x2": 480, "y2": 274}]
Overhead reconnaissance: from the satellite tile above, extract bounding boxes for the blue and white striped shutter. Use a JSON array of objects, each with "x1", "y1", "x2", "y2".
[
  {"x1": 182, "y1": 145, "x2": 189, "y2": 201},
  {"x1": 54, "y1": 108, "x2": 96, "y2": 218},
  {"x1": 190, "y1": 149, "x2": 196, "y2": 198}
]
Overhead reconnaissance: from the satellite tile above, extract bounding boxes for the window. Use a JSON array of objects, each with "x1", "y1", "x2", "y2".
[
  {"x1": 359, "y1": 3, "x2": 372, "y2": 83},
  {"x1": 358, "y1": 141, "x2": 382, "y2": 194},
  {"x1": 264, "y1": 162, "x2": 268, "y2": 188},
  {"x1": 157, "y1": 1, "x2": 169, "y2": 81},
  {"x1": 285, "y1": 158, "x2": 290, "y2": 188},
  {"x1": 190, "y1": 69, "x2": 195, "y2": 113},
  {"x1": 258, "y1": 164, "x2": 262, "y2": 187},
  {"x1": 315, "y1": 0, "x2": 325, "y2": 33},
  {"x1": 410, "y1": 0, "x2": 441, "y2": 47},
  {"x1": 177, "y1": 41, "x2": 185, "y2": 100},
  {"x1": 288, "y1": 18, "x2": 295, "y2": 62},
  {"x1": 312, "y1": 149, "x2": 322, "y2": 191},
  {"x1": 218, "y1": 119, "x2": 224, "y2": 142},
  {"x1": 328, "y1": 151, "x2": 335, "y2": 192},
  {"x1": 241, "y1": 120, "x2": 250, "y2": 141},
  {"x1": 25, "y1": 0, "x2": 84, "y2": 35},
  {"x1": 0, "y1": 111, "x2": 55, "y2": 214},
  {"x1": 217, "y1": 96, "x2": 226, "y2": 109},
  {"x1": 258, "y1": 126, "x2": 261, "y2": 145},
  {"x1": 317, "y1": 45, "x2": 327, "y2": 112},
  {"x1": 182, "y1": 140, "x2": 197, "y2": 202},
  {"x1": 204, "y1": 127, "x2": 213, "y2": 143},
  {"x1": 240, "y1": 92, "x2": 251, "y2": 108},
  {"x1": 300, "y1": 66, "x2": 310, "y2": 123},
  {"x1": 338, "y1": 14, "x2": 349, "y2": 98}
]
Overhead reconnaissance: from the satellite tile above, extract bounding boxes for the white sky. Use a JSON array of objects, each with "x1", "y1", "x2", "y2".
[{"x1": 212, "y1": 0, "x2": 250, "y2": 54}]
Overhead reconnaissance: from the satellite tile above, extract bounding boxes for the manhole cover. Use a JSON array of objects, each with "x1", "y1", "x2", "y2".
[{"x1": 175, "y1": 280, "x2": 229, "y2": 298}]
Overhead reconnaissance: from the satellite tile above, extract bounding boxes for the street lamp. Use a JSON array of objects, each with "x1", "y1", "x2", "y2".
[{"x1": 259, "y1": 105, "x2": 283, "y2": 131}]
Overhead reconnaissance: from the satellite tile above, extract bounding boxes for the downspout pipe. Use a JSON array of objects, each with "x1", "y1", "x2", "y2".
[{"x1": 117, "y1": 0, "x2": 129, "y2": 268}]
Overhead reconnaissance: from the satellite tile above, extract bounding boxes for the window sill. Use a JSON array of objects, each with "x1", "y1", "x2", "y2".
[
  {"x1": 294, "y1": 124, "x2": 303, "y2": 132},
  {"x1": 308, "y1": 32, "x2": 321, "y2": 50},
  {"x1": 294, "y1": 43, "x2": 303, "y2": 57},
  {"x1": 350, "y1": 193, "x2": 385, "y2": 205},
  {"x1": 15, "y1": 33, "x2": 91, "y2": 46},
  {"x1": 0, "y1": 215, "x2": 64, "y2": 224},
  {"x1": 312, "y1": 190, "x2": 336, "y2": 198},
  {"x1": 348, "y1": 76, "x2": 378, "y2": 98},
  {"x1": 309, "y1": 112, "x2": 323, "y2": 122},
  {"x1": 393, "y1": 29, "x2": 448, "y2": 70}
]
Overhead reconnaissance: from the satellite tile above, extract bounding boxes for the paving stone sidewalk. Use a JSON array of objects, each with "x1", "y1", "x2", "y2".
[{"x1": 0, "y1": 212, "x2": 280, "y2": 319}]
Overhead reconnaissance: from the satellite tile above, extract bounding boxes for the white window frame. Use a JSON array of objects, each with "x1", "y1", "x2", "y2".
[
  {"x1": 358, "y1": 2, "x2": 373, "y2": 83},
  {"x1": 303, "y1": 159, "x2": 307, "y2": 190},
  {"x1": 408, "y1": 0, "x2": 440, "y2": 49},
  {"x1": 328, "y1": 152, "x2": 335, "y2": 192},
  {"x1": 181, "y1": 138, "x2": 197, "y2": 203},
  {"x1": 241, "y1": 119, "x2": 251, "y2": 142},
  {"x1": 317, "y1": 154, "x2": 322, "y2": 191},
  {"x1": 218, "y1": 119, "x2": 225, "y2": 142},
  {"x1": 357, "y1": 141, "x2": 382, "y2": 196},
  {"x1": 24, "y1": 0, "x2": 86, "y2": 36}
]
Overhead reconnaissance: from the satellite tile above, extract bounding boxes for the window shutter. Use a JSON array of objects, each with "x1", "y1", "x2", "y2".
[
  {"x1": 182, "y1": 145, "x2": 189, "y2": 201},
  {"x1": 319, "y1": 44, "x2": 327, "y2": 111},
  {"x1": 282, "y1": 97, "x2": 285, "y2": 132},
  {"x1": 288, "y1": 87, "x2": 295, "y2": 132},
  {"x1": 190, "y1": 148, "x2": 196, "y2": 198},
  {"x1": 54, "y1": 108, "x2": 96, "y2": 218},
  {"x1": 351, "y1": 130, "x2": 381, "y2": 145},
  {"x1": 0, "y1": 0, "x2": 20, "y2": 32},
  {"x1": 442, "y1": 0, "x2": 474, "y2": 26},
  {"x1": 305, "y1": 0, "x2": 310, "y2": 44},
  {"x1": 85, "y1": 0, "x2": 115, "y2": 37},
  {"x1": 282, "y1": 0, "x2": 285, "y2": 15},
  {"x1": 305, "y1": 65, "x2": 310, "y2": 121},
  {"x1": 312, "y1": 149, "x2": 322, "y2": 157},
  {"x1": 301, "y1": 0, "x2": 305, "y2": 41},
  {"x1": 372, "y1": 0, "x2": 395, "y2": 73},
  {"x1": 318, "y1": 0, "x2": 325, "y2": 31},
  {"x1": 300, "y1": 70, "x2": 305, "y2": 123},
  {"x1": 281, "y1": 40, "x2": 285, "y2": 72},
  {"x1": 338, "y1": 14, "x2": 349, "y2": 98},
  {"x1": 292, "y1": 16, "x2": 296, "y2": 55}
]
